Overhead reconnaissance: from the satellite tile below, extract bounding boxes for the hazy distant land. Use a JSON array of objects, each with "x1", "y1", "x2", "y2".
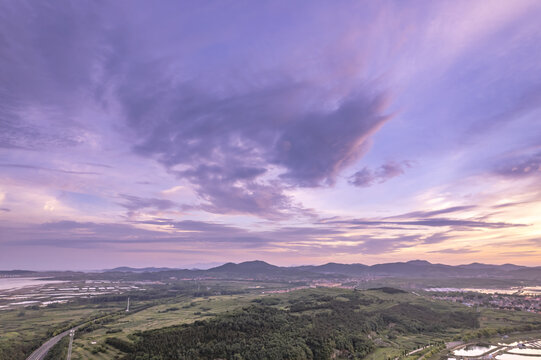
[{"x1": 1, "y1": 260, "x2": 540, "y2": 360}]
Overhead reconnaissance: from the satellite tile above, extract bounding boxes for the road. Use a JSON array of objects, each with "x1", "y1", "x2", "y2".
[
  {"x1": 25, "y1": 328, "x2": 75, "y2": 360},
  {"x1": 66, "y1": 329, "x2": 74, "y2": 360}
]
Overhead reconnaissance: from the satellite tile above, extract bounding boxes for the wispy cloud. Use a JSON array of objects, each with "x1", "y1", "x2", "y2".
[
  {"x1": 386, "y1": 206, "x2": 477, "y2": 220},
  {"x1": 428, "y1": 248, "x2": 479, "y2": 254},
  {"x1": 495, "y1": 152, "x2": 541, "y2": 178},
  {"x1": 118, "y1": 194, "x2": 178, "y2": 214},
  {"x1": 322, "y1": 217, "x2": 524, "y2": 229},
  {"x1": 349, "y1": 160, "x2": 411, "y2": 187},
  {"x1": 0, "y1": 163, "x2": 99, "y2": 175}
]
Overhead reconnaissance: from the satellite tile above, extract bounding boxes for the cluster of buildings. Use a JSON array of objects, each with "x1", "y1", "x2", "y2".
[{"x1": 431, "y1": 292, "x2": 541, "y2": 313}]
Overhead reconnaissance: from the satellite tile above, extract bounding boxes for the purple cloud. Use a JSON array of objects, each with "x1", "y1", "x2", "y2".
[
  {"x1": 356, "y1": 235, "x2": 419, "y2": 255},
  {"x1": 119, "y1": 194, "x2": 177, "y2": 213},
  {"x1": 135, "y1": 219, "x2": 245, "y2": 234},
  {"x1": 422, "y1": 232, "x2": 452, "y2": 245},
  {"x1": 120, "y1": 79, "x2": 390, "y2": 217},
  {"x1": 495, "y1": 152, "x2": 541, "y2": 178},
  {"x1": 386, "y1": 205, "x2": 476, "y2": 220},
  {"x1": 0, "y1": 219, "x2": 423, "y2": 256},
  {"x1": 428, "y1": 248, "x2": 479, "y2": 254},
  {"x1": 3, "y1": 220, "x2": 264, "y2": 248},
  {"x1": 273, "y1": 94, "x2": 391, "y2": 186},
  {"x1": 349, "y1": 160, "x2": 410, "y2": 187},
  {"x1": 177, "y1": 163, "x2": 291, "y2": 219},
  {"x1": 0, "y1": 1, "x2": 107, "y2": 151},
  {"x1": 0, "y1": 163, "x2": 99, "y2": 175},
  {"x1": 322, "y1": 217, "x2": 524, "y2": 229},
  {"x1": 1, "y1": 1, "x2": 541, "y2": 269}
]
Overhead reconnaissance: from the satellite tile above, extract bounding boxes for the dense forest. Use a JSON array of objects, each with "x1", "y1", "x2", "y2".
[
  {"x1": 0, "y1": 336, "x2": 42, "y2": 360},
  {"x1": 43, "y1": 336, "x2": 69, "y2": 360},
  {"x1": 121, "y1": 289, "x2": 479, "y2": 360}
]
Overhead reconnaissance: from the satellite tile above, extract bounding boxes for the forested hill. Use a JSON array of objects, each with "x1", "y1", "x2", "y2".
[{"x1": 119, "y1": 288, "x2": 480, "y2": 360}]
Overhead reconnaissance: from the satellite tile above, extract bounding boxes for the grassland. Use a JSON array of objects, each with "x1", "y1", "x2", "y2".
[
  {"x1": 69, "y1": 293, "x2": 267, "y2": 359},
  {"x1": 2, "y1": 284, "x2": 541, "y2": 360},
  {"x1": 0, "y1": 278, "x2": 294, "y2": 359},
  {"x1": 0, "y1": 301, "x2": 125, "y2": 359}
]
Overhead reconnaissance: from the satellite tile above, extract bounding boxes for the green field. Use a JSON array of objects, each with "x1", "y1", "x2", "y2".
[
  {"x1": 0, "y1": 301, "x2": 125, "y2": 360},
  {"x1": 74, "y1": 288, "x2": 541, "y2": 360},
  {"x1": 2, "y1": 284, "x2": 541, "y2": 360},
  {"x1": 69, "y1": 293, "x2": 267, "y2": 359}
]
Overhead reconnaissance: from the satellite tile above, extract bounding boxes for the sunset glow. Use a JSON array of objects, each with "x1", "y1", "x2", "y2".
[{"x1": 1, "y1": 0, "x2": 541, "y2": 270}]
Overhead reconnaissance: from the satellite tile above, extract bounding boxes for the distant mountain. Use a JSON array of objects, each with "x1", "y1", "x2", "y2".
[
  {"x1": 202, "y1": 259, "x2": 541, "y2": 280},
  {"x1": 297, "y1": 259, "x2": 464, "y2": 278},
  {"x1": 294, "y1": 260, "x2": 539, "y2": 279},
  {"x1": 505, "y1": 266, "x2": 541, "y2": 279},
  {"x1": 457, "y1": 263, "x2": 526, "y2": 271},
  {"x1": 208, "y1": 260, "x2": 280, "y2": 274},
  {"x1": 206, "y1": 260, "x2": 325, "y2": 279},
  {"x1": 105, "y1": 266, "x2": 178, "y2": 273},
  {"x1": 369, "y1": 260, "x2": 460, "y2": 277},
  {"x1": 296, "y1": 262, "x2": 369, "y2": 276},
  {"x1": 458, "y1": 262, "x2": 498, "y2": 270},
  {"x1": 498, "y1": 264, "x2": 527, "y2": 271},
  {"x1": 60, "y1": 260, "x2": 541, "y2": 281}
]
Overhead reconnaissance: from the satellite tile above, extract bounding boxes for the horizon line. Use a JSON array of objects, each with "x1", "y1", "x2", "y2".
[{"x1": 2, "y1": 259, "x2": 539, "y2": 273}]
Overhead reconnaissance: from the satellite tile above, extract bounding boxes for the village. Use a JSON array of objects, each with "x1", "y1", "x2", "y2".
[{"x1": 431, "y1": 291, "x2": 541, "y2": 313}]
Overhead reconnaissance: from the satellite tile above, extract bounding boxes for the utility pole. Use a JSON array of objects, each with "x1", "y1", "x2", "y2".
[{"x1": 126, "y1": 297, "x2": 130, "y2": 312}]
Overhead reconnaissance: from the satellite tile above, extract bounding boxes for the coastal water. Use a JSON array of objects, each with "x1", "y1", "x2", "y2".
[{"x1": 0, "y1": 278, "x2": 66, "y2": 291}]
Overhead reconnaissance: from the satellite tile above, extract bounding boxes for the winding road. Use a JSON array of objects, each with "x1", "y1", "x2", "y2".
[{"x1": 25, "y1": 328, "x2": 75, "y2": 360}]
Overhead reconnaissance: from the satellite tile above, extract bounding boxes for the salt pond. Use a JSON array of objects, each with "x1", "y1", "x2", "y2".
[
  {"x1": 508, "y1": 349, "x2": 541, "y2": 356},
  {"x1": 496, "y1": 354, "x2": 541, "y2": 360},
  {"x1": 454, "y1": 345, "x2": 497, "y2": 357}
]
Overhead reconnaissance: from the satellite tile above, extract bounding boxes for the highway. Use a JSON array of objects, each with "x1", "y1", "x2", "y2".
[{"x1": 25, "y1": 328, "x2": 75, "y2": 360}]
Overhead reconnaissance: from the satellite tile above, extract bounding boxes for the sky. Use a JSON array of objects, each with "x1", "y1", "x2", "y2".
[{"x1": 1, "y1": 0, "x2": 541, "y2": 270}]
